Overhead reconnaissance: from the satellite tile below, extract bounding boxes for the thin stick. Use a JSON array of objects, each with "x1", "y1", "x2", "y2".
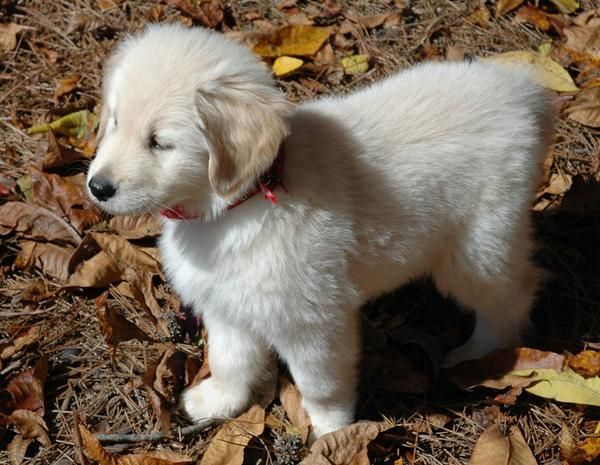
[{"x1": 95, "y1": 418, "x2": 218, "y2": 444}]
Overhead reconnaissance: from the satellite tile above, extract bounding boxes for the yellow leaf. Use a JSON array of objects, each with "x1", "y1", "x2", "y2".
[
  {"x1": 341, "y1": 54, "x2": 369, "y2": 75},
  {"x1": 469, "y1": 424, "x2": 536, "y2": 465},
  {"x1": 495, "y1": 0, "x2": 525, "y2": 17},
  {"x1": 547, "y1": 0, "x2": 579, "y2": 14},
  {"x1": 252, "y1": 25, "x2": 331, "y2": 57},
  {"x1": 27, "y1": 110, "x2": 99, "y2": 140},
  {"x1": 272, "y1": 56, "x2": 303, "y2": 77},
  {"x1": 483, "y1": 51, "x2": 579, "y2": 92},
  {"x1": 512, "y1": 368, "x2": 600, "y2": 406},
  {"x1": 538, "y1": 41, "x2": 553, "y2": 56}
]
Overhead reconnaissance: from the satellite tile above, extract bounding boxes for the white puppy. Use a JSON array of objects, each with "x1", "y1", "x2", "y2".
[{"x1": 87, "y1": 24, "x2": 554, "y2": 437}]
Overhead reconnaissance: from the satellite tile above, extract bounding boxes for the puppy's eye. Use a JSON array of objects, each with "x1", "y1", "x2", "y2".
[{"x1": 149, "y1": 134, "x2": 171, "y2": 151}]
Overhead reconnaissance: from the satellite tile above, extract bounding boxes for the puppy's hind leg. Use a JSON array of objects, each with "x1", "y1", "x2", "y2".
[
  {"x1": 180, "y1": 313, "x2": 274, "y2": 422},
  {"x1": 437, "y1": 215, "x2": 541, "y2": 366}
]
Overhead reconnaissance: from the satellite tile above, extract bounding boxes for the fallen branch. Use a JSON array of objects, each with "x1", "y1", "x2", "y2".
[{"x1": 94, "y1": 418, "x2": 218, "y2": 444}]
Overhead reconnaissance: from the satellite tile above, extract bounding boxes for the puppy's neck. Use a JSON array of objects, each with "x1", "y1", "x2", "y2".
[{"x1": 160, "y1": 143, "x2": 287, "y2": 222}]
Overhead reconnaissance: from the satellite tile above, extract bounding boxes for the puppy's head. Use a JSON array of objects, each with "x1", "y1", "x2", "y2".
[{"x1": 87, "y1": 24, "x2": 291, "y2": 219}]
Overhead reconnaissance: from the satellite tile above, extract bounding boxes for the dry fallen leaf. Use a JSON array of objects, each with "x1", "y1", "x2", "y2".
[
  {"x1": 163, "y1": 0, "x2": 224, "y2": 28},
  {"x1": 301, "y1": 421, "x2": 396, "y2": 465},
  {"x1": 484, "y1": 51, "x2": 579, "y2": 92},
  {"x1": 467, "y1": 6, "x2": 490, "y2": 28},
  {"x1": 495, "y1": 0, "x2": 525, "y2": 17},
  {"x1": 0, "y1": 201, "x2": 80, "y2": 245},
  {"x1": 2, "y1": 357, "x2": 48, "y2": 416},
  {"x1": 565, "y1": 436, "x2": 600, "y2": 464},
  {"x1": 515, "y1": 5, "x2": 553, "y2": 31},
  {"x1": 109, "y1": 214, "x2": 162, "y2": 240},
  {"x1": 566, "y1": 86, "x2": 600, "y2": 127},
  {"x1": 199, "y1": 404, "x2": 266, "y2": 465},
  {"x1": 39, "y1": 131, "x2": 89, "y2": 170},
  {"x1": 15, "y1": 241, "x2": 73, "y2": 282},
  {"x1": 469, "y1": 424, "x2": 536, "y2": 465},
  {"x1": 0, "y1": 23, "x2": 30, "y2": 52},
  {"x1": 7, "y1": 434, "x2": 33, "y2": 465},
  {"x1": 8, "y1": 410, "x2": 51, "y2": 448},
  {"x1": 273, "y1": 56, "x2": 304, "y2": 77},
  {"x1": 539, "y1": 172, "x2": 574, "y2": 196},
  {"x1": 95, "y1": 293, "x2": 155, "y2": 347},
  {"x1": 55, "y1": 75, "x2": 81, "y2": 98},
  {"x1": 279, "y1": 376, "x2": 311, "y2": 443},
  {"x1": 253, "y1": 25, "x2": 331, "y2": 57},
  {"x1": 0, "y1": 326, "x2": 41, "y2": 363},
  {"x1": 448, "y1": 347, "x2": 565, "y2": 390},
  {"x1": 569, "y1": 350, "x2": 600, "y2": 377},
  {"x1": 346, "y1": 11, "x2": 403, "y2": 29},
  {"x1": 78, "y1": 422, "x2": 193, "y2": 464},
  {"x1": 564, "y1": 9, "x2": 600, "y2": 56},
  {"x1": 341, "y1": 54, "x2": 369, "y2": 75}
]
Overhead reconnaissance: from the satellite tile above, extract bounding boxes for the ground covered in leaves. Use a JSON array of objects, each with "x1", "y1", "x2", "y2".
[{"x1": 1, "y1": 0, "x2": 599, "y2": 464}]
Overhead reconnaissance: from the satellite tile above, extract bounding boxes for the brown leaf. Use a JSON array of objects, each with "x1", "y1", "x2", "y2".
[
  {"x1": 39, "y1": 131, "x2": 88, "y2": 170},
  {"x1": 566, "y1": 436, "x2": 600, "y2": 464},
  {"x1": 142, "y1": 348, "x2": 190, "y2": 433},
  {"x1": 200, "y1": 404, "x2": 266, "y2": 465},
  {"x1": 0, "y1": 23, "x2": 30, "y2": 52},
  {"x1": 564, "y1": 9, "x2": 600, "y2": 57},
  {"x1": 109, "y1": 214, "x2": 162, "y2": 239},
  {"x1": 346, "y1": 11, "x2": 403, "y2": 29},
  {"x1": 55, "y1": 75, "x2": 80, "y2": 98},
  {"x1": 69, "y1": 250, "x2": 122, "y2": 288},
  {"x1": 568, "y1": 350, "x2": 600, "y2": 377},
  {"x1": 469, "y1": 424, "x2": 536, "y2": 465},
  {"x1": 95, "y1": 293, "x2": 155, "y2": 347},
  {"x1": 279, "y1": 376, "x2": 311, "y2": 443},
  {"x1": 163, "y1": 0, "x2": 224, "y2": 28},
  {"x1": 301, "y1": 421, "x2": 394, "y2": 465},
  {"x1": 78, "y1": 422, "x2": 193, "y2": 464},
  {"x1": 495, "y1": 0, "x2": 525, "y2": 17},
  {"x1": 16, "y1": 241, "x2": 73, "y2": 282},
  {"x1": 8, "y1": 410, "x2": 51, "y2": 448},
  {"x1": 0, "y1": 326, "x2": 41, "y2": 361},
  {"x1": 515, "y1": 5, "x2": 553, "y2": 31},
  {"x1": 2, "y1": 357, "x2": 48, "y2": 417},
  {"x1": 7, "y1": 434, "x2": 33, "y2": 465},
  {"x1": 566, "y1": 87, "x2": 600, "y2": 128},
  {"x1": 467, "y1": 6, "x2": 490, "y2": 28},
  {"x1": 0, "y1": 201, "x2": 80, "y2": 244},
  {"x1": 448, "y1": 347, "x2": 565, "y2": 390}
]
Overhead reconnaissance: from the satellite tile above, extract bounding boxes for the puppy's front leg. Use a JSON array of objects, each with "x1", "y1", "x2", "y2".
[
  {"x1": 275, "y1": 311, "x2": 360, "y2": 439},
  {"x1": 181, "y1": 314, "x2": 273, "y2": 422}
]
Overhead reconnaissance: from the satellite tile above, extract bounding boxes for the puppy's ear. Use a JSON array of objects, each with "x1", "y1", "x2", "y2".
[{"x1": 196, "y1": 86, "x2": 291, "y2": 199}]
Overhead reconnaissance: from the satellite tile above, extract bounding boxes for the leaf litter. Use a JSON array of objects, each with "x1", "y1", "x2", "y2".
[{"x1": 1, "y1": 0, "x2": 600, "y2": 464}]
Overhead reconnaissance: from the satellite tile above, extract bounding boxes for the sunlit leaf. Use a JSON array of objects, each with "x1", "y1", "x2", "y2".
[
  {"x1": 272, "y1": 56, "x2": 303, "y2": 77},
  {"x1": 253, "y1": 25, "x2": 331, "y2": 57},
  {"x1": 341, "y1": 54, "x2": 369, "y2": 75}
]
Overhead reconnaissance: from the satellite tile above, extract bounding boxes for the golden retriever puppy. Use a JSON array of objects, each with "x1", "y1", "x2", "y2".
[{"x1": 87, "y1": 24, "x2": 555, "y2": 438}]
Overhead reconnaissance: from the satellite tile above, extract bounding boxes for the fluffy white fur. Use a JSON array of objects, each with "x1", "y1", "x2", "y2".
[{"x1": 87, "y1": 24, "x2": 555, "y2": 438}]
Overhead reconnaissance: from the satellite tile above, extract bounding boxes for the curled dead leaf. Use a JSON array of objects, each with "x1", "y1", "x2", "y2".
[
  {"x1": 95, "y1": 293, "x2": 155, "y2": 347},
  {"x1": 16, "y1": 241, "x2": 73, "y2": 282},
  {"x1": 39, "y1": 131, "x2": 89, "y2": 171},
  {"x1": 467, "y1": 7, "x2": 490, "y2": 28},
  {"x1": 279, "y1": 376, "x2": 311, "y2": 442},
  {"x1": 301, "y1": 421, "x2": 399, "y2": 465},
  {"x1": 199, "y1": 404, "x2": 266, "y2": 465},
  {"x1": 2, "y1": 357, "x2": 48, "y2": 417},
  {"x1": 7, "y1": 434, "x2": 33, "y2": 465},
  {"x1": 163, "y1": 0, "x2": 224, "y2": 28},
  {"x1": 55, "y1": 75, "x2": 80, "y2": 98},
  {"x1": 566, "y1": 86, "x2": 600, "y2": 127},
  {"x1": 469, "y1": 424, "x2": 536, "y2": 465},
  {"x1": 0, "y1": 23, "x2": 31, "y2": 52},
  {"x1": 8, "y1": 410, "x2": 51, "y2": 448},
  {"x1": 568, "y1": 350, "x2": 600, "y2": 377},
  {"x1": 109, "y1": 214, "x2": 162, "y2": 239}
]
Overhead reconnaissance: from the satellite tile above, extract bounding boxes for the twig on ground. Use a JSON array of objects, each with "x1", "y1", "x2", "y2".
[{"x1": 94, "y1": 418, "x2": 219, "y2": 444}]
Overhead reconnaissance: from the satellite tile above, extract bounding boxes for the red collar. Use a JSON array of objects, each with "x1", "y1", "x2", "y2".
[{"x1": 159, "y1": 144, "x2": 287, "y2": 220}]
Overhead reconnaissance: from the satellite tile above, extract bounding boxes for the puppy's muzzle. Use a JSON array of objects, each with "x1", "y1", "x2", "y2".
[{"x1": 88, "y1": 175, "x2": 117, "y2": 202}]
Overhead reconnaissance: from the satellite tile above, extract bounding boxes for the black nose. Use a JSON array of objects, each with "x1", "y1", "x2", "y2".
[{"x1": 88, "y1": 176, "x2": 116, "y2": 201}]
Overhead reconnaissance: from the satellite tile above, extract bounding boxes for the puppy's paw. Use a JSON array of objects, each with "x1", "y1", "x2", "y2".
[
  {"x1": 180, "y1": 377, "x2": 250, "y2": 422},
  {"x1": 304, "y1": 401, "x2": 353, "y2": 441}
]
